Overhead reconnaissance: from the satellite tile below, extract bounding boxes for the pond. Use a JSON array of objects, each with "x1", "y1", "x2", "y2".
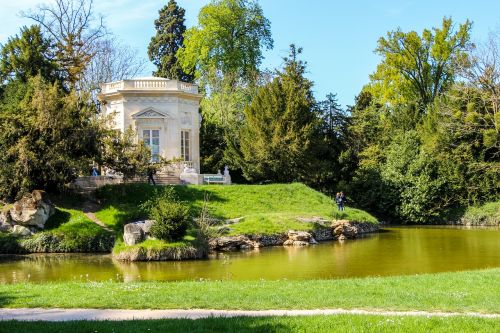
[{"x1": 1, "y1": 226, "x2": 499, "y2": 283}]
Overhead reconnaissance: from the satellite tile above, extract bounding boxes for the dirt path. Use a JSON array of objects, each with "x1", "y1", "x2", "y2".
[
  {"x1": 81, "y1": 201, "x2": 113, "y2": 232},
  {"x1": 0, "y1": 308, "x2": 499, "y2": 321}
]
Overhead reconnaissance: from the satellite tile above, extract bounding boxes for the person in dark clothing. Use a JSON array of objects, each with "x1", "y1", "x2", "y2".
[
  {"x1": 340, "y1": 192, "x2": 346, "y2": 211},
  {"x1": 335, "y1": 192, "x2": 342, "y2": 211},
  {"x1": 91, "y1": 166, "x2": 99, "y2": 176},
  {"x1": 147, "y1": 167, "x2": 156, "y2": 186}
]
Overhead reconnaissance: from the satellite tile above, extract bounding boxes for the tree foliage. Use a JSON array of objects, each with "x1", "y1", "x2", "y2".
[
  {"x1": 0, "y1": 76, "x2": 100, "y2": 199},
  {"x1": 370, "y1": 18, "x2": 472, "y2": 110},
  {"x1": 148, "y1": 0, "x2": 193, "y2": 82},
  {"x1": 177, "y1": 0, "x2": 273, "y2": 82},
  {"x1": 237, "y1": 45, "x2": 317, "y2": 182},
  {"x1": 0, "y1": 25, "x2": 59, "y2": 84}
]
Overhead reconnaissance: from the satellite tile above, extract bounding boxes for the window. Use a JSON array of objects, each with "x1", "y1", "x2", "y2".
[
  {"x1": 143, "y1": 129, "x2": 160, "y2": 162},
  {"x1": 181, "y1": 130, "x2": 190, "y2": 161}
]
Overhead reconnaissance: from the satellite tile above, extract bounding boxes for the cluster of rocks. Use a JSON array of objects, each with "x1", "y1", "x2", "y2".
[
  {"x1": 209, "y1": 220, "x2": 379, "y2": 252},
  {"x1": 0, "y1": 190, "x2": 55, "y2": 236}
]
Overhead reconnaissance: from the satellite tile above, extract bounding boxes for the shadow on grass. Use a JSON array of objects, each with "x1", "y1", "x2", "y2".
[
  {"x1": 43, "y1": 209, "x2": 72, "y2": 230},
  {"x1": 0, "y1": 318, "x2": 287, "y2": 333}
]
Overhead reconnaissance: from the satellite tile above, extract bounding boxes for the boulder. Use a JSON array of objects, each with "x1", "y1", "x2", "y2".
[
  {"x1": 124, "y1": 223, "x2": 145, "y2": 246},
  {"x1": 209, "y1": 235, "x2": 257, "y2": 251},
  {"x1": 287, "y1": 230, "x2": 313, "y2": 242},
  {"x1": 0, "y1": 211, "x2": 12, "y2": 232},
  {"x1": 283, "y1": 239, "x2": 310, "y2": 246},
  {"x1": 283, "y1": 230, "x2": 317, "y2": 246},
  {"x1": 331, "y1": 220, "x2": 379, "y2": 241},
  {"x1": 9, "y1": 190, "x2": 55, "y2": 228},
  {"x1": 123, "y1": 220, "x2": 157, "y2": 246},
  {"x1": 11, "y1": 225, "x2": 32, "y2": 236}
]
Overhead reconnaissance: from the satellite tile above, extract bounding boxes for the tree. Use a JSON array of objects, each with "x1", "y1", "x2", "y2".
[
  {"x1": 22, "y1": 0, "x2": 107, "y2": 88},
  {"x1": 148, "y1": 0, "x2": 193, "y2": 82},
  {"x1": 177, "y1": 0, "x2": 273, "y2": 174},
  {"x1": 0, "y1": 76, "x2": 100, "y2": 199},
  {"x1": 237, "y1": 45, "x2": 317, "y2": 182},
  {"x1": 370, "y1": 17, "x2": 472, "y2": 111},
  {"x1": 177, "y1": 0, "x2": 273, "y2": 83},
  {"x1": 0, "y1": 25, "x2": 59, "y2": 84},
  {"x1": 311, "y1": 93, "x2": 348, "y2": 194},
  {"x1": 81, "y1": 38, "x2": 146, "y2": 101}
]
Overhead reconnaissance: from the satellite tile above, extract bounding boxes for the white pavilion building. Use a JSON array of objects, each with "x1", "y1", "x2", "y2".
[{"x1": 98, "y1": 77, "x2": 202, "y2": 178}]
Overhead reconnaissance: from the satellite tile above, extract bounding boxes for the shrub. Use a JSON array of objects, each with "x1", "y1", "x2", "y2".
[
  {"x1": 146, "y1": 190, "x2": 191, "y2": 242},
  {"x1": 0, "y1": 232, "x2": 26, "y2": 254}
]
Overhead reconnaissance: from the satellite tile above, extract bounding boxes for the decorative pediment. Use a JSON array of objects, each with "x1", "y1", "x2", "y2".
[{"x1": 132, "y1": 108, "x2": 170, "y2": 119}]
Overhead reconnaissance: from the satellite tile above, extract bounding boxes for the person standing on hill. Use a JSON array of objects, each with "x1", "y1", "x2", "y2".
[
  {"x1": 335, "y1": 192, "x2": 342, "y2": 211},
  {"x1": 340, "y1": 192, "x2": 346, "y2": 211}
]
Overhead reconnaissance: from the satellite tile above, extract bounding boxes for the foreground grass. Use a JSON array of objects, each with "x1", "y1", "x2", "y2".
[
  {"x1": 2, "y1": 315, "x2": 500, "y2": 333},
  {"x1": 95, "y1": 183, "x2": 378, "y2": 234},
  {"x1": 0, "y1": 269, "x2": 498, "y2": 313},
  {"x1": 462, "y1": 201, "x2": 500, "y2": 226}
]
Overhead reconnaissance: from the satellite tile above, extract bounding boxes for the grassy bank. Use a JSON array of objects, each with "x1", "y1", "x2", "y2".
[
  {"x1": 112, "y1": 237, "x2": 204, "y2": 261},
  {"x1": 0, "y1": 268, "x2": 498, "y2": 312},
  {"x1": 95, "y1": 183, "x2": 377, "y2": 235},
  {"x1": 0, "y1": 208, "x2": 114, "y2": 254},
  {"x1": 2, "y1": 315, "x2": 499, "y2": 333},
  {"x1": 461, "y1": 201, "x2": 500, "y2": 226}
]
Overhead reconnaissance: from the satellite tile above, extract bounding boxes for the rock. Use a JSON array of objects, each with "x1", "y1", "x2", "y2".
[
  {"x1": 123, "y1": 220, "x2": 157, "y2": 246},
  {"x1": 141, "y1": 220, "x2": 156, "y2": 234},
  {"x1": 283, "y1": 239, "x2": 309, "y2": 246},
  {"x1": 124, "y1": 223, "x2": 145, "y2": 246},
  {"x1": 225, "y1": 217, "x2": 244, "y2": 224},
  {"x1": 0, "y1": 211, "x2": 12, "y2": 232},
  {"x1": 331, "y1": 220, "x2": 379, "y2": 241},
  {"x1": 11, "y1": 225, "x2": 32, "y2": 236},
  {"x1": 9, "y1": 190, "x2": 55, "y2": 228},
  {"x1": 209, "y1": 235, "x2": 257, "y2": 251},
  {"x1": 287, "y1": 230, "x2": 312, "y2": 242},
  {"x1": 296, "y1": 216, "x2": 330, "y2": 224}
]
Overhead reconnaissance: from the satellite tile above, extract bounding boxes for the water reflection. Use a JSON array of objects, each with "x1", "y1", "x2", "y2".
[{"x1": 0, "y1": 226, "x2": 499, "y2": 283}]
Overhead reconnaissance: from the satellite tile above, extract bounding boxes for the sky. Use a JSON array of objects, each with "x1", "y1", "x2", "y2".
[{"x1": 1, "y1": 0, "x2": 500, "y2": 107}]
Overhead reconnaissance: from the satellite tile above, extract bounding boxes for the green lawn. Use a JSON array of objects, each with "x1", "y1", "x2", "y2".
[
  {"x1": 0, "y1": 269, "x2": 498, "y2": 313},
  {"x1": 2, "y1": 315, "x2": 499, "y2": 333},
  {"x1": 95, "y1": 183, "x2": 377, "y2": 236}
]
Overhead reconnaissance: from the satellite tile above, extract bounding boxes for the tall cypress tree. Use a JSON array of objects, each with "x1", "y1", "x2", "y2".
[
  {"x1": 237, "y1": 45, "x2": 318, "y2": 183},
  {"x1": 148, "y1": 0, "x2": 194, "y2": 82}
]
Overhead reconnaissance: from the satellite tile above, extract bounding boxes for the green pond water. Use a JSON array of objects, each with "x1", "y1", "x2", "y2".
[{"x1": 0, "y1": 226, "x2": 499, "y2": 283}]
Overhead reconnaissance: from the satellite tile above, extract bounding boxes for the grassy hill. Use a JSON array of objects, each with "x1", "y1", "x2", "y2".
[{"x1": 95, "y1": 183, "x2": 377, "y2": 236}]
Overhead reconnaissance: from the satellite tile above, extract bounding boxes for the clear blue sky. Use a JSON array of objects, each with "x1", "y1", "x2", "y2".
[{"x1": 1, "y1": 0, "x2": 500, "y2": 107}]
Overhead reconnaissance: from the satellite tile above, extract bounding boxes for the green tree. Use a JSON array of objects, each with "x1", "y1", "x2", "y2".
[
  {"x1": 0, "y1": 76, "x2": 100, "y2": 199},
  {"x1": 0, "y1": 25, "x2": 59, "y2": 84},
  {"x1": 148, "y1": 0, "x2": 193, "y2": 82},
  {"x1": 370, "y1": 17, "x2": 472, "y2": 111},
  {"x1": 237, "y1": 45, "x2": 317, "y2": 182},
  {"x1": 177, "y1": 0, "x2": 273, "y2": 82}
]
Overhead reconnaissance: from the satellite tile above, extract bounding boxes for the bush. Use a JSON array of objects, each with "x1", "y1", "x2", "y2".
[
  {"x1": 461, "y1": 201, "x2": 500, "y2": 226},
  {"x1": 146, "y1": 190, "x2": 191, "y2": 242},
  {"x1": 0, "y1": 232, "x2": 26, "y2": 254}
]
